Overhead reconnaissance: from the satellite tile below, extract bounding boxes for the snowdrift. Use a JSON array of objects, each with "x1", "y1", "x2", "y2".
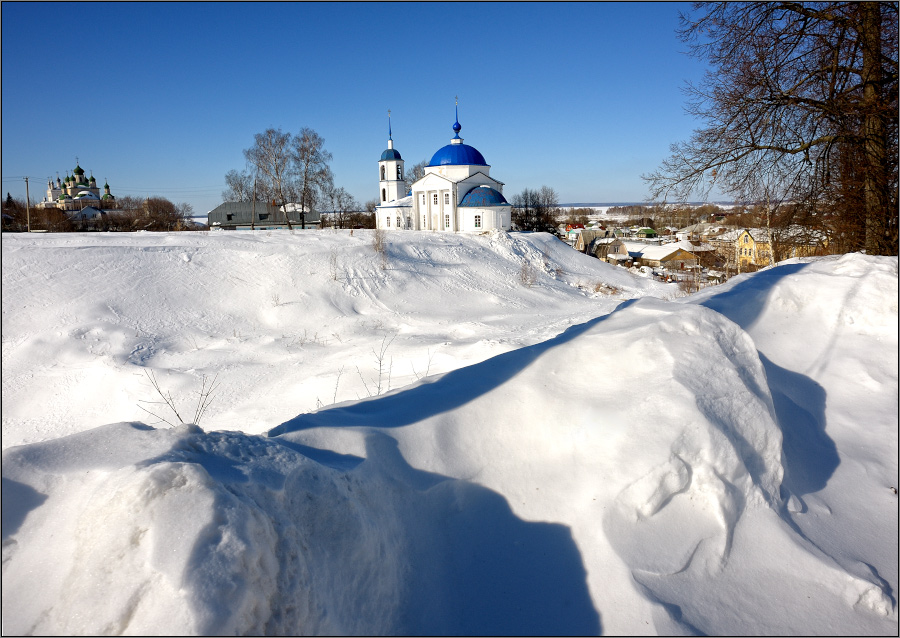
[
  {"x1": 1, "y1": 230, "x2": 667, "y2": 447},
  {"x1": 2, "y1": 231, "x2": 897, "y2": 635}
]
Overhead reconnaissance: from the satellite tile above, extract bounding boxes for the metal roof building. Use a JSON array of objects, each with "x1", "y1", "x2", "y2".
[{"x1": 207, "y1": 202, "x2": 321, "y2": 230}]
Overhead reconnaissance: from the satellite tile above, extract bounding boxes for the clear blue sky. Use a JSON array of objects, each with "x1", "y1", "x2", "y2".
[{"x1": 2, "y1": 1, "x2": 721, "y2": 214}]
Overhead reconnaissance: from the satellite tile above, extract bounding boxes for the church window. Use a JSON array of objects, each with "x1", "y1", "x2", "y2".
[
  {"x1": 422, "y1": 214, "x2": 426, "y2": 226},
  {"x1": 397, "y1": 166, "x2": 402, "y2": 179},
  {"x1": 421, "y1": 194, "x2": 426, "y2": 205},
  {"x1": 382, "y1": 188, "x2": 386, "y2": 202},
  {"x1": 386, "y1": 216, "x2": 391, "y2": 227},
  {"x1": 396, "y1": 216, "x2": 401, "y2": 228},
  {"x1": 445, "y1": 214, "x2": 450, "y2": 229},
  {"x1": 433, "y1": 193, "x2": 438, "y2": 205},
  {"x1": 475, "y1": 215, "x2": 482, "y2": 228},
  {"x1": 381, "y1": 166, "x2": 386, "y2": 180},
  {"x1": 444, "y1": 193, "x2": 449, "y2": 205}
]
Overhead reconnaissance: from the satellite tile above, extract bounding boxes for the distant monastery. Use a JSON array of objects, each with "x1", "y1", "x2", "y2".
[
  {"x1": 38, "y1": 161, "x2": 115, "y2": 210},
  {"x1": 376, "y1": 106, "x2": 511, "y2": 232}
]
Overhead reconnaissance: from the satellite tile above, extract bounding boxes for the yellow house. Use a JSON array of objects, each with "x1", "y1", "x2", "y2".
[
  {"x1": 732, "y1": 227, "x2": 828, "y2": 271},
  {"x1": 736, "y1": 229, "x2": 772, "y2": 271}
]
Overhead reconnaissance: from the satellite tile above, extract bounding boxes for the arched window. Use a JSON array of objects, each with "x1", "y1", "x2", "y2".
[
  {"x1": 396, "y1": 216, "x2": 401, "y2": 228},
  {"x1": 743, "y1": 235, "x2": 749, "y2": 244},
  {"x1": 433, "y1": 193, "x2": 438, "y2": 205},
  {"x1": 381, "y1": 188, "x2": 386, "y2": 202},
  {"x1": 386, "y1": 216, "x2": 391, "y2": 227},
  {"x1": 381, "y1": 166, "x2": 386, "y2": 180},
  {"x1": 397, "y1": 165, "x2": 402, "y2": 179},
  {"x1": 444, "y1": 193, "x2": 450, "y2": 205}
]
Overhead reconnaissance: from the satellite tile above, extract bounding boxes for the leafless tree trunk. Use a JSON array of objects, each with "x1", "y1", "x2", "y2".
[
  {"x1": 244, "y1": 128, "x2": 294, "y2": 230},
  {"x1": 292, "y1": 127, "x2": 332, "y2": 226}
]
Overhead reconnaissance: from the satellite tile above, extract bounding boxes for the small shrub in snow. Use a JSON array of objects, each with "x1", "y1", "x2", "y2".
[
  {"x1": 372, "y1": 229, "x2": 388, "y2": 270},
  {"x1": 137, "y1": 369, "x2": 219, "y2": 427},
  {"x1": 520, "y1": 259, "x2": 537, "y2": 287}
]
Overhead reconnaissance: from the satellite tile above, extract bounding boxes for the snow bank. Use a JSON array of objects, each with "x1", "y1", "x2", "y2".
[
  {"x1": 1, "y1": 230, "x2": 669, "y2": 448},
  {"x1": 2, "y1": 231, "x2": 897, "y2": 635}
]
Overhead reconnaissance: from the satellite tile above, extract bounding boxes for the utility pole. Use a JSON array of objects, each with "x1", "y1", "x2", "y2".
[
  {"x1": 24, "y1": 177, "x2": 31, "y2": 232},
  {"x1": 250, "y1": 173, "x2": 257, "y2": 231}
]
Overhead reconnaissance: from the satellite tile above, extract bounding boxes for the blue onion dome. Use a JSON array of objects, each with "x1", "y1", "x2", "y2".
[
  {"x1": 381, "y1": 148, "x2": 402, "y2": 161},
  {"x1": 429, "y1": 143, "x2": 487, "y2": 167},
  {"x1": 459, "y1": 185, "x2": 509, "y2": 207}
]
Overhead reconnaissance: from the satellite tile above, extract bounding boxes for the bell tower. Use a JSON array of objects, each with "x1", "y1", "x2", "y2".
[{"x1": 378, "y1": 110, "x2": 405, "y2": 204}]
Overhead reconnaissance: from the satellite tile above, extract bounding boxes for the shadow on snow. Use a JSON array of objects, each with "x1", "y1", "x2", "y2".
[{"x1": 268, "y1": 300, "x2": 636, "y2": 437}]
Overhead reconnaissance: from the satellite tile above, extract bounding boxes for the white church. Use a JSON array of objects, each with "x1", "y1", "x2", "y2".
[{"x1": 376, "y1": 107, "x2": 511, "y2": 232}]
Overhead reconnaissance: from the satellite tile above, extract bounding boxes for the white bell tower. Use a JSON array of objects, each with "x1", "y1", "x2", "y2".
[{"x1": 378, "y1": 110, "x2": 405, "y2": 204}]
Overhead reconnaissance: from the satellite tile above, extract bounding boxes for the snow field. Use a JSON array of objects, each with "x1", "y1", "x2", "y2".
[{"x1": 2, "y1": 231, "x2": 897, "y2": 635}]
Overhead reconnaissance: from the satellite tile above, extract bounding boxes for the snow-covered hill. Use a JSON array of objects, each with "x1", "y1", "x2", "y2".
[
  {"x1": 2, "y1": 230, "x2": 897, "y2": 635},
  {"x1": 1, "y1": 230, "x2": 668, "y2": 446}
]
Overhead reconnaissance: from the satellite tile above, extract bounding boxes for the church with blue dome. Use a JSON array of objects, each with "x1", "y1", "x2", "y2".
[{"x1": 375, "y1": 105, "x2": 511, "y2": 232}]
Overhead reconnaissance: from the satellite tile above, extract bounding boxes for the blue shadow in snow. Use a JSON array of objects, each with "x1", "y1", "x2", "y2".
[
  {"x1": 761, "y1": 353, "x2": 838, "y2": 499},
  {"x1": 366, "y1": 434, "x2": 602, "y2": 636},
  {"x1": 697, "y1": 263, "x2": 839, "y2": 499},
  {"x1": 1, "y1": 477, "x2": 48, "y2": 540},
  {"x1": 269, "y1": 300, "x2": 636, "y2": 437}
]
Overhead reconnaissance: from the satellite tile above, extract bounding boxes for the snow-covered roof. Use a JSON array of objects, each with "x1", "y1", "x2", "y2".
[{"x1": 376, "y1": 195, "x2": 413, "y2": 209}]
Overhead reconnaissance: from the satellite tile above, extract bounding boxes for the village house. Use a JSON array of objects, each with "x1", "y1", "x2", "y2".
[
  {"x1": 207, "y1": 202, "x2": 321, "y2": 230},
  {"x1": 602, "y1": 238, "x2": 632, "y2": 265},
  {"x1": 623, "y1": 241, "x2": 699, "y2": 270},
  {"x1": 710, "y1": 226, "x2": 829, "y2": 272},
  {"x1": 574, "y1": 229, "x2": 614, "y2": 253},
  {"x1": 675, "y1": 222, "x2": 732, "y2": 242}
]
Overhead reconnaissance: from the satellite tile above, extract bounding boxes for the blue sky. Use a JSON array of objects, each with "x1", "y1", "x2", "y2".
[{"x1": 2, "y1": 2, "x2": 720, "y2": 214}]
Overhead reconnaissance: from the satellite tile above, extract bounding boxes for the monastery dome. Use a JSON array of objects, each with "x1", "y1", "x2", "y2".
[
  {"x1": 459, "y1": 185, "x2": 508, "y2": 207},
  {"x1": 380, "y1": 148, "x2": 402, "y2": 161}
]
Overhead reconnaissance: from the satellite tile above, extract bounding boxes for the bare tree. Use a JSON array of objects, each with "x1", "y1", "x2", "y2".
[
  {"x1": 222, "y1": 169, "x2": 254, "y2": 202},
  {"x1": 402, "y1": 158, "x2": 429, "y2": 193},
  {"x1": 512, "y1": 186, "x2": 559, "y2": 232},
  {"x1": 292, "y1": 127, "x2": 332, "y2": 224},
  {"x1": 143, "y1": 197, "x2": 185, "y2": 231},
  {"x1": 644, "y1": 2, "x2": 898, "y2": 255},
  {"x1": 244, "y1": 128, "x2": 295, "y2": 229}
]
